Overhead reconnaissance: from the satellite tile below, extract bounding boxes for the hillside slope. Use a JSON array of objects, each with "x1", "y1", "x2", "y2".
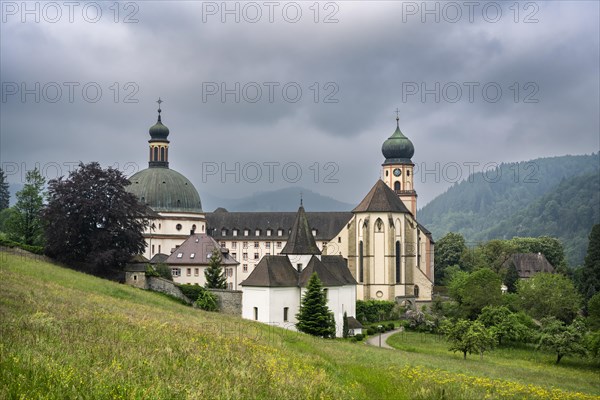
[
  {"x1": 418, "y1": 154, "x2": 599, "y2": 265},
  {"x1": 1, "y1": 251, "x2": 598, "y2": 399}
]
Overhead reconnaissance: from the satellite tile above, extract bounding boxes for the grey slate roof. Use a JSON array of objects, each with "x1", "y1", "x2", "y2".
[
  {"x1": 353, "y1": 180, "x2": 412, "y2": 214},
  {"x1": 166, "y1": 234, "x2": 239, "y2": 266},
  {"x1": 149, "y1": 253, "x2": 169, "y2": 264},
  {"x1": 240, "y1": 256, "x2": 299, "y2": 287},
  {"x1": 241, "y1": 255, "x2": 355, "y2": 288},
  {"x1": 205, "y1": 211, "x2": 352, "y2": 241},
  {"x1": 280, "y1": 206, "x2": 321, "y2": 255},
  {"x1": 347, "y1": 316, "x2": 363, "y2": 329},
  {"x1": 504, "y1": 253, "x2": 555, "y2": 278}
]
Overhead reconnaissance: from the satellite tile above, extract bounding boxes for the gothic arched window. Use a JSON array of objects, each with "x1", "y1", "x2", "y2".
[
  {"x1": 395, "y1": 240, "x2": 401, "y2": 284},
  {"x1": 359, "y1": 240, "x2": 364, "y2": 283}
]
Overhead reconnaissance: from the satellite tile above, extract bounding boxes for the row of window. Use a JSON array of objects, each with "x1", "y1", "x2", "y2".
[
  {"x1": 221, "y1": 228, "x2": 320, "y2": 237},
  {"x1": 171, "y1": 267, "x2": 234, "y2": 278},
  {"x1": 221, "y1": 241, "x2": 282, "y2": 249},
  {"x1": 232, "y1": 252, "x2": 272, "y2": 261}
]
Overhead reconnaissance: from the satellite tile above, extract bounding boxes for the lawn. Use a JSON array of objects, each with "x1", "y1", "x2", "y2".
[{"x1": 1, "y1": 250, "x2": 598, "y2": 399}]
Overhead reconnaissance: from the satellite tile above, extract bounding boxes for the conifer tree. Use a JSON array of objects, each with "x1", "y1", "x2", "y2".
[
  {"x1": 6, "y1": 168, "x2": 45, "y2": 245},
  {"x1": 0, "y1": 168, "x2": 9, "y2": 211},
  {"x1": 296, "y1": 273, "x2": 336, "y2": 338},
  {"x1": 343, "y1": 311, "x2": 349, "y2": 338},
  {"x1": 204, "y1": 248, "x2": 227, "y2": 289}
]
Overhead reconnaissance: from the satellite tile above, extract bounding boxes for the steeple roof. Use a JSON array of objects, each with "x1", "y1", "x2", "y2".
[
  {"x1": 382, "y1": 116, "x2": 414, "y2": 165},
  {"x1": 149, "y1": 98, "x2": 170, "y2": 142},
  {"x1": 280, "y1": 205, "x2": 321, "y2": 255},
  {"x1": 353, "y1": 180, "x2": 412, "y2": 214}
]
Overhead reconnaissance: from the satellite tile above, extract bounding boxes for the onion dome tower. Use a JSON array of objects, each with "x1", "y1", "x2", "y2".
[
  {"x1": 381, "y1": 111, "x2": 417, "y2": 215},
  {"x1": 127, "y1": 99, "x2": 205, "y2": 259}
]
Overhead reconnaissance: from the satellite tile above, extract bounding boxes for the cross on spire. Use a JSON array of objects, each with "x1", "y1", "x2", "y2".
[
  {"x1": 395, "y1": 108, "x2": 400, "y2": 125},
  {"x1": 300, "y1": 191, "x2": 303, "y2": 207}
]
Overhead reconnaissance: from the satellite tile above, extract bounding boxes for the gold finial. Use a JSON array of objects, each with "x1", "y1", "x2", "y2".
[{"x1": 395, "y1": 108, "x2": 400, "y2": 125}]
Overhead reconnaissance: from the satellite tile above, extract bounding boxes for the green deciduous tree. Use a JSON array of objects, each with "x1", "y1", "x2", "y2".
[
  {"x1": 517, "y1": 273, "x2": 581, "y2": 323},
  {"x1": 296, "y1": 273, "x2": 336, "y2": 338},
  {"x1": 0, "y1": 168, "x2": 9, "y2": 211},
  {"x1": 6, "y1": 169, "x2": 45, "y2": 246},
  {"x1": 434, "y1": 232, "x2": 467, "y2": 283},
  {"x1": 448, "y1": 268, "x2": 502, "y2": 319},
  {"x1": 444, "y1": 319, "x2": 496, "y2": 360},
  {"x1": 43, "y1": 162, "x2": 148, "y2": 270},
  {"x1": 204, "y1": 248, "x2": 227, "y2": 289},
  {"x1": 538, "y1": 317, "x2": 587, "y2": 364},
  {"x1": 477, "y1": 306, "x2": 529, "y2": 345}
]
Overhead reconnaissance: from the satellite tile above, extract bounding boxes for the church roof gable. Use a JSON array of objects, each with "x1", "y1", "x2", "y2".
[{"x1": 353, "y1": 180, "x2": 411, "y2": 214}]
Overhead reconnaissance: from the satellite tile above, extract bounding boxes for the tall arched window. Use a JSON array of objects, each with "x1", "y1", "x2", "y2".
[
  {"x1": 153, "y1": 147, "x2": 159, "y2": 162},
  {"x1": 160, "y1": 147, "x2": 165, "y2": 161},
  {"x1": 394, "y1": 181, "x2": 401, "y2": 191},
  {"x1": 359, "y1": 240, "x2": 364, "y2": 283},
  {"x1": 414, "y1": 285, "x2": 420, "y2": 298},
  {"x1": 395, "y1": 240, "x2": 401, "y2": 284}
]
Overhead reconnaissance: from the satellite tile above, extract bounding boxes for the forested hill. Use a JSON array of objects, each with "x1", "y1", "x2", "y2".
[{"x1": 418, "y1": 154, "x2": 599, "y2": 266}]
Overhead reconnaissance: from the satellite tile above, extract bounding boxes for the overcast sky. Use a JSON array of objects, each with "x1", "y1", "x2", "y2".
[{"x1": 1, "y1": 1, "x2": 598, "y2": 210}]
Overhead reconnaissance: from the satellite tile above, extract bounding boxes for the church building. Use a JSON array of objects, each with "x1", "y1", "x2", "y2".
[{"x1": 127, "y1": 102, "x2": 434, "y2": 308}]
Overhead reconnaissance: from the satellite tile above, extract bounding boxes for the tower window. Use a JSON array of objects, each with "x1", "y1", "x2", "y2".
[
  {"x1": 160, "y1": 147, "x2": 165, "y2": 161},
  {"x1": 394, "y1": 181, "x2": 401, "y2": 191},
  {"x1": 153, "y1": 147, "x2": 158, "y2": 162},
  {"x1": 283, "y1": 307, "x2": 289, "y2": 322},
  {"x1": 407, "y1": 170, "x2": 410, "y2": 176},
  {"x1": 176, "y1": 224, "x2": 182, "y2": 231}
]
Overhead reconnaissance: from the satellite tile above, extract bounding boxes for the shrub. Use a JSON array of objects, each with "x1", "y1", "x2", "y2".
[
  {"x1": 178, "y1": 284, "x2": 206, "y2": 302},
  {"x1": 195, "y1": 289, "x2": 219, "y2": 312},
  {"x1": 367, "y1": 327, "x2": 376, "y2": 335},
  {"x1": 354, "y1": 333, "x2": 364, "y2": 341},
  {"x1": 356, "y1": 300, "x2": 397, "y2": 323},
  {"x1": 154, "y1": 263, "x2": 173, "y2": 280},
  {"x1": 387, "y1": 322, "x2": 395, "y2": 331},
  {"x1": 0, "y1": 236, "x2": 44, "y2": 254}
]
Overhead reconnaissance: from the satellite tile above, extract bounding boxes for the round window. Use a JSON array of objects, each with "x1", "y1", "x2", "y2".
[
  {"x1": 376, "y1": 290, "x2": 383, "y2": 298},
  {"x1": 176, "y1": 224, "x2": 182, "y2": 231}
]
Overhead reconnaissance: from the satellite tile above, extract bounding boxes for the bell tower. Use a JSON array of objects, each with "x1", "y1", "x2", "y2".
[
  {"x1": 148, "y1": 98, "x2": 170, "y2": 168},
  {"x1": 381, "y1": 110, "x2": 417, "y2": 215}
]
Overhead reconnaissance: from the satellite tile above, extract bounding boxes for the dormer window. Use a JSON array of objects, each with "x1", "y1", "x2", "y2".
[
  {"x1": 266, "y1": 229, "x2": 272, "y2": 236},
  {"x1": 312, "y1": 229, "x2": 317, "y2": 236},
  {"x1": 244, "y1": 229, "x2": 249, "y2": 236},
  {"x1": 177, "y1": 253, "x2": 183, "y2": 258},
  {"x1": 255, "y1": 229, "x2": 261, "y2": 236},
  {"x1": 277, "y1": 229, "x2": 283, "y2": 236},
  {"x1": 233, "y1": 229, "x2": 238, "y2": 236},
  {"x1": 190, "y1": 253, "x2": 195, "y2": 259},
  {"x1": 221, "y1": 229, "x2": 227, "y2": 236}
]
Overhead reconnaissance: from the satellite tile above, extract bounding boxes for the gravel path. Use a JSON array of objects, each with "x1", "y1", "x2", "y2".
[{"x1": 365, "y1": 328, "x2": 403, "y2": 349}]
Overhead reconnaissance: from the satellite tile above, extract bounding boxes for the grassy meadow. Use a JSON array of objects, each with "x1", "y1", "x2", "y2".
[{"x1": 1, "y1": 250, "x2": 598, "y2": 400}]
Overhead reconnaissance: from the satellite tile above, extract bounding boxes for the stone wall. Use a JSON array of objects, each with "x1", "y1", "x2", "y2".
[
  {"x1": 125, "y1": 271, "x2": 147, "y2": 289},
  {"x1": 146, "y1": 276, "x2": 192, "y2": 304},
  {"x1": 208, "y1": 289, "x2": 242, "y2": 316}
]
